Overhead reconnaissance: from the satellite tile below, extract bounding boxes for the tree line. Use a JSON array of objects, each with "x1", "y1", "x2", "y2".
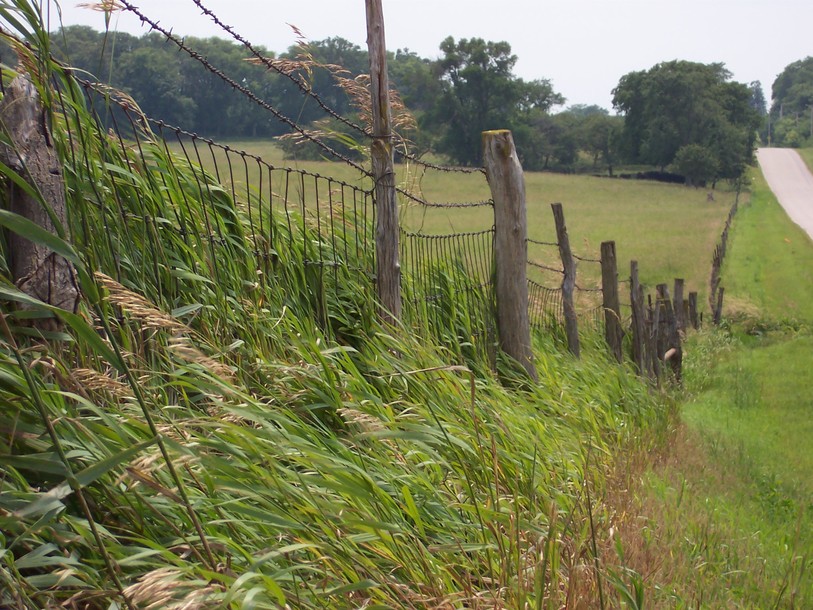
[{"x1": 34, "y1": 26, "x2": 809, "y2": 185}]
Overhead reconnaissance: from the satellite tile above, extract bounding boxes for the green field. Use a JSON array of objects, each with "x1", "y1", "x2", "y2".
[{"x1": 181, "y1": 139, "x2": 736, "y2": 307}]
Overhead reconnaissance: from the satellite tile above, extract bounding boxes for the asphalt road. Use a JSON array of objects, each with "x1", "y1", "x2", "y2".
[{"x1": 756, "y1": 147, "x2": 813, "y2": 240}]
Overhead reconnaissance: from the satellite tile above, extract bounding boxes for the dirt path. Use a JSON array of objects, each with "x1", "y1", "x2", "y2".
[{"x1": 756, "y1": 147, "x2": 813, "y2": 240}]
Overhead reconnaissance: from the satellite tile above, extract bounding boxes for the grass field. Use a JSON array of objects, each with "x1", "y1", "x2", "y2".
[{"x1": 176, "y1": 139, "x2": 737, "y2": 307}]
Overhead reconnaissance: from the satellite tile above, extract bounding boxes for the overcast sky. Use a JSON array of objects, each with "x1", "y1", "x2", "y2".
[{"x1": 36, "y1": 0, "x2": 813, "y2": 110}]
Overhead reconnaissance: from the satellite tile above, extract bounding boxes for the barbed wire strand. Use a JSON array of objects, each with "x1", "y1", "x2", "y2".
[
  {"x1": 117, "y1": 0, "x2": 372, "y2": 175},
  {"x1": 189, "y1": 0, "x2": 372, "y2": 139},
  {"x1": 187, "y1": 1, "x2": 486, "y2": 177}
]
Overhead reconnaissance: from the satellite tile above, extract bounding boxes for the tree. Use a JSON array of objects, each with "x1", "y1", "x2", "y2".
[
  {"x1": 670, "y1": 144, "x2": 719, "y2": 187},
  {"x1": 427, "y1": 37, "x2": 563, "y2": 166},
  {"x1": 749, "y1": 81, "x2": 767, "y2": 116},
  {"x1": 770, "y1": 57, "x2": 813, "y2": 146},
  {"x1": 612, "y1": 60, "x2": 760, "y2": 184},
  {"x1": 117, "y1": 45, "x2": 197, "y2": 127}
]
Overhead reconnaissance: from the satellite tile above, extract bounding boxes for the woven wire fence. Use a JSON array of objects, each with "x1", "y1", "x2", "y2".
[{"x1": 54, "y1": 79, "x2": 377, "y2": 344}]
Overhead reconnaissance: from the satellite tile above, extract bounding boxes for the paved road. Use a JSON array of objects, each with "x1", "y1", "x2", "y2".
[{"x1": 756, "y1": 147, "x2": 813, "y2": 240}]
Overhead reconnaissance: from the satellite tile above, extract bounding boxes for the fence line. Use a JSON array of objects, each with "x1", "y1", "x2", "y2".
[{"x1": 9, "y1": 0, "x2": 735, "y2": 378}]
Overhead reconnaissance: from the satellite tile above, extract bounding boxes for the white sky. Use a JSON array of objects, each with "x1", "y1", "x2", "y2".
[{"x1": 35, "y1": 0, "x2": 813, "y2": 110}]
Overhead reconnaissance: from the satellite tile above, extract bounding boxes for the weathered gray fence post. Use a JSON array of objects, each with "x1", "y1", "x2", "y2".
[
  {"x1": 600, "y1": 241, "x2": 623, "y2": 363},
  {"x1": 688, "y1": 291, "x2": 699, "y2": 329},
  {"x1": 551, "y1": 203, "x2": 580, "y2": 358},
  {"x1": 657, "y1": 283, "x2": 682, "y2": 382},
  {"x1": 648, "y1": 294, "x2": 661, "y2": 380},
  {"x1": 713, "y1": 287, "x2": 725, "y2": 326},
  {"x1": 483, "y1": 130, "x2": 537, "y2": 381},
  {"x1": 365, "y1": 0, "x2": 401, "y2": 325},
  {"x1": 673, "y1": 278, "x2": 685, "y2": 332},
  {"x1": 629, "y1": 261, "x2": 647, "y2": 375},
  {"x1": 0, "y1": 74, "x2": 79, "y2": 327}
]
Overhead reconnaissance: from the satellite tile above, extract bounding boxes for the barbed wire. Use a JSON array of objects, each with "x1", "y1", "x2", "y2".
[
  {"x1": 189, "y1": 0, "x2": 372, "y2": 140},
  {"x1": 575, "y1": 284, "x2": 602, "y2": 293},
  {"x1": 397, "y1": 186, "x2": 493, "y2": 209},
  {"x1": 527, "y1": 238, "x2": 559, "y2": 247},
  {"x1": 395, "y1": 150, "x2": 487, "y2": 175},
  {"x1": 117, "y1": 0, "x2": 372, "y2": 175},
  {"x1": 75, "y1": 77, "x2": 371, "y2": 194},
  {"x1": 184, "y1": 1, "x2": 487, "y2": 178},
  {"x1": 573, "y1": 253, "x2": 601, "y2": 263},
  {"x1": 527, "y1": 260, "x2": 564, "y2": 274}
]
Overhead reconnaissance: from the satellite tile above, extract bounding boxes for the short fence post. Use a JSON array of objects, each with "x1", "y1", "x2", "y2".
[
  {"x1": 648, "y1": 294, "x2": 661, "y2": 380},
  {"x1": 657, "y1": 283, "x2": 682, "y2": 382},
  {"x1": 551, "y1": 203, "x2": 580, "y2": 358},
  {"x1": 600, "y1": 241, "x2": 623, "y2": 363},
  {"x1": 366, "y1": 0, "x2": 401, "y2": 325},
  {"x1": 713, "y1": 287, "x2": 725, "y2": 325},
  {"x1": 629, "y1": 261, "x2": 647, "y2": 375},
  {"x1": 483, "y1": 130, "x2": 538, "y2": 381},
  {"x1": 673, "y1": 278, "x2": 685, "y2": 332},
  {"x1": 688, "y1": 291, "x2": 699, "y2": 329}
]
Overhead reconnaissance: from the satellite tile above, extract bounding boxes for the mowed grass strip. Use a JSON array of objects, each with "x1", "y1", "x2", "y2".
[{"x1": 722, "y1": 166, "x2": 813, "y2": 322}]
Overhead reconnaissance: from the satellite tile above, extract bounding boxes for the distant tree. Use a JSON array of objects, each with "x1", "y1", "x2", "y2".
[
  {"x1": 612, "y1": 60, "x2": 760, "y2": 183},
  {"x1": 770, "y1": 57, "x2": 813, "y2": 146},
  {"x1": 117, "y1": 46, "x2": 197, "y2": 127},
  {"x1": 670, "y1": 144, "x2": 719, "y2": 187},
  {"x1": 274, "y1": 37, "x2": 369, "y2": 127},
  {"x1": 389, "y1": 48, "x2": 440, "y2": 113},
  {"x1": 427, "y1": 36, "x2": 563, "y2": 166},
  {"x1": 749, "y1": 81, "x2": 767, "y2": 116}
]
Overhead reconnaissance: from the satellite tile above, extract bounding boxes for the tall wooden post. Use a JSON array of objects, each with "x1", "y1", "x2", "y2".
[
  {"x1": 551, "y1": 203, "x2": 580, "y2": 358},
  {"x1": 483, "y1": 130, "x2": 537, "y2": 381},
  {"x1": 600, "y1": 241, "x2": 623, "y2": 363},
  {"x1": 365, "y1": 0, "x2": 400, "y2": 324},
  {"x1": 629, "y1": 261, "x2": 647, "y2": 375}
]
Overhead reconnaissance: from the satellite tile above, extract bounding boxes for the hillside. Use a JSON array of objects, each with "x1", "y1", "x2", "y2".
[{"x1": 0, "y1": 20, "x2": 674, "y2": 610}]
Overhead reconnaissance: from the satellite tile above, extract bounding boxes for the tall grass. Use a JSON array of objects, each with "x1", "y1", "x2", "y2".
[{"x1": 0, "y1": 3, "x2": 669, "y2": 608}]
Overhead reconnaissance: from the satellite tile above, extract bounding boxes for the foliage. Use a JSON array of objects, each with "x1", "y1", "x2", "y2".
[
  {"x1": 770, "y1": 56, "x2": 813, "y2": 147},
  {"x1": 612, "y1": 60, "x2": 761, "y2": 184},
  {"x1": 670, "y1": 143, "x2": 719, "y2": 187},
  {"x1": 425, "y1": 36, "x2": 564, "y2": 166}
]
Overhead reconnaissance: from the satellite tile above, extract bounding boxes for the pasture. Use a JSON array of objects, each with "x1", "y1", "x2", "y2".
[{"x1": 174, "y1": 139, "x2": 738, "y2": 308}]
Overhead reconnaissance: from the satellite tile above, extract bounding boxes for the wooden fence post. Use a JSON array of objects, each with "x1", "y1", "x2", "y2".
[
  {"x1": 657, "y1": 283, "x2": 682, "y2": 382},
  {"x1": 629, "y1": 261, "x2": 647, "y2": 375},
  {"x1": 600, "y1": 241, "x2": 623, "y2": 363},
  {"x1": 365, "y1": 0, "x2": 401, "y2": 325},
  {"x1": 688, "y1": 291, "x2": 699, "y2": 329},
  {"x1": 713, "y1": 287, "x2": 725, "y2": 325},
  {"x1": 0, "y1": 74, "x2": 79, "y2": 327},
  {"x1": 482, "y1": 130, "x2": 537, "y2": 381},
  {"x1": 551, "y1": 203, "x2": 580, "y2": 358},
  {"x1": 648, "y1": 294, "x2": 661, "y2": 380},
  {"x1": 673, "y1": 278, "x2": 685, "y2": 332}
]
